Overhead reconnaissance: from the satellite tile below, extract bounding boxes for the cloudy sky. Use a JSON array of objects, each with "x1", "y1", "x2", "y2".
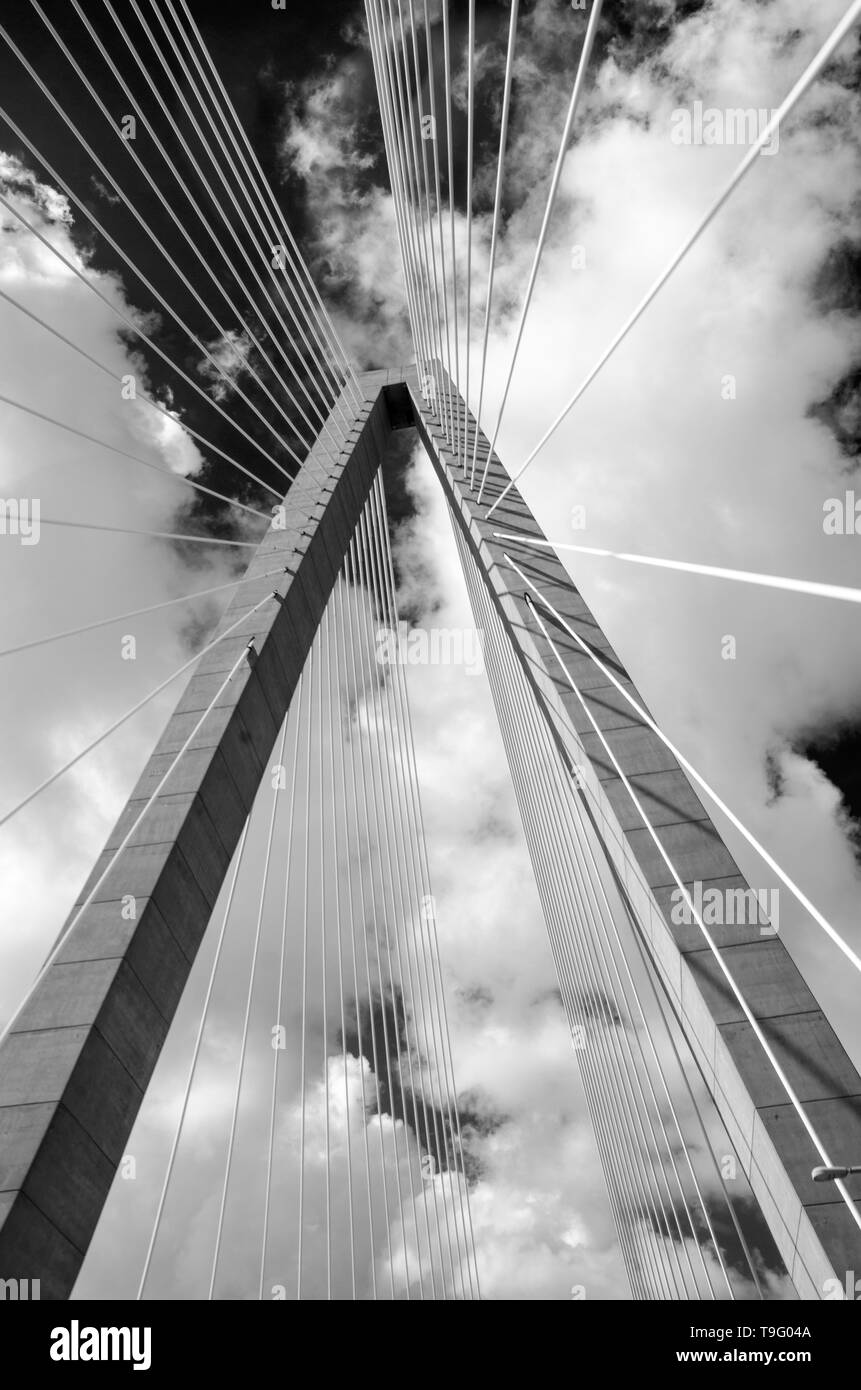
[{"x1": 1, "y1": 0, "x2": 860, "y2": 1301}]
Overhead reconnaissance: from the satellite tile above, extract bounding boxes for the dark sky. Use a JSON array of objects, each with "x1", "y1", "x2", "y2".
[{"x1": 0, "y1": 0, "x2": 373, "y2": 534}]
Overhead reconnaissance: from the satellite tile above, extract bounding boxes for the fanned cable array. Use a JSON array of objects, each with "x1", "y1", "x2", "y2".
[
  {"x1": 368, "y1": 1, "x2": 861, "y2": 1300},
  {"x1": 0, "y1": 1, "x2": 477, "y2": 1300},
  {"x1": 0, "y1": 0, "x2": 362, "y2": 537},
  {"x1": 367, "y1": 0, "x2": 861, "y2": 508},
  {"x1": 129, "y1": 476, "x2": 479, "y2": 1301},
  {"x1": 455, "y1": 512, "x2": 754, "y2": 1299}
]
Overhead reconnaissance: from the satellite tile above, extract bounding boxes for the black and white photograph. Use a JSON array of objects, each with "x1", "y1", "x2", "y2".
[{"x1": 0, "y1": 0, "x2": 860, "y2": 1354}]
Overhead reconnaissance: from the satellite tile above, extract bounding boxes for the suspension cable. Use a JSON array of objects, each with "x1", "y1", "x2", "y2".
[{"x1": 486, "y1": 0, "x2": 861, "y2": 515}]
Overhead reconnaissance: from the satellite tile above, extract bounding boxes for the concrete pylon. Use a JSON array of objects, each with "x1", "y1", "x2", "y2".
[
  {"x1": 411, "y1": 362, "x2": 861, "y2": 1300},
  {"x1": 0, "y1": 373, "x2": 396, "y2": 1298},
  {"x1": 0, "y1": 365, "x2": 859, "y2": 1299}
]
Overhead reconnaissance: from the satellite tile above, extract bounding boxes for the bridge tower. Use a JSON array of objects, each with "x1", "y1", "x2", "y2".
[{"x1": 0, "y1": 366, "x2": 859, "y2": 1299}]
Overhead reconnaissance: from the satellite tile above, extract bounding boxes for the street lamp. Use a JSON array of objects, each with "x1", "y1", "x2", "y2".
[{"x1": 812, "y1": 1164, "x2": 861, "y2": 1183}]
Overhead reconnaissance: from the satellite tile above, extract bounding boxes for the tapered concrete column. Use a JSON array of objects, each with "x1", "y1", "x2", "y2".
[
  {"x1": 406, "y1": 361, "x2": 861, "y2": 1299},
  {"x1": 0, "y1": 376, "x2": 403, "y2": 1299}
]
